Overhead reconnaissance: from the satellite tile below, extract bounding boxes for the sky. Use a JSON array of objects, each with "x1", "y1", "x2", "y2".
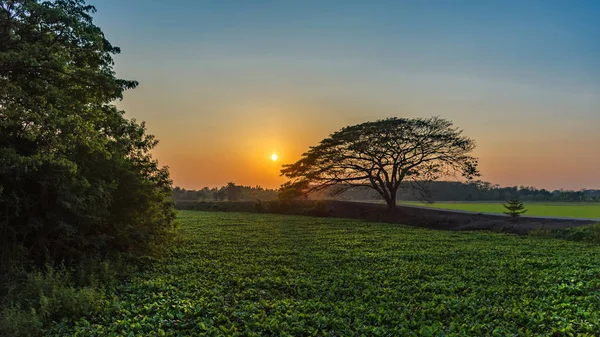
[{"x1": 92, "y1": 0, "x2": 599, "y2": 190}]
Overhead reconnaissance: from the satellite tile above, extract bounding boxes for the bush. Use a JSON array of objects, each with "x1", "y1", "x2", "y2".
[
  {"x1": 591, "y1": 222, "x2": 600, "y2": 243},
  {"x1": 0, "y1": 265, "x2": 108, "y2": 337},
  {"x1": 528, "y1": 228, "x2": 552, "y2": 238},
  {"x1": 529, "y1": 223, "x2": 600, "y2": 244},
  {"x1": 0, "y1": 307, "x2": 43, "y2": 337}
]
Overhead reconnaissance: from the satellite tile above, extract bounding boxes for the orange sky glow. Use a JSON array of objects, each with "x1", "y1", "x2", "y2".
[{"x1": 118, "y1": 94, "x2": 599, "y2": 191}]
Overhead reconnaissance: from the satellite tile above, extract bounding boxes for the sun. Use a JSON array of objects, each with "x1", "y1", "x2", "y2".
[{"x1": 271, "y1": 153, "x2": 278, "y2": 161}]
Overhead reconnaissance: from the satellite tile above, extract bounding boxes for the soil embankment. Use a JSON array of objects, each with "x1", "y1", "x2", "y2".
[{"x1": 176, "y1": 200, "x2": 596, "y2": 235}]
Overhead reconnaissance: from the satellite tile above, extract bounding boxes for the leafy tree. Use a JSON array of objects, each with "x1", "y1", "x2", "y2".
[
  {"x1": 0, "y1": 0, "x2": 174, "y2": 277},
  {"x1": 225, "y1": 182, "x2": 241, "y2": 202},
  {"x1": 281, "y1": 117, "x2": 479, "y2": 209},
  {"x1": 503, "y1": 199, "x2": 527, "y2": 218}
]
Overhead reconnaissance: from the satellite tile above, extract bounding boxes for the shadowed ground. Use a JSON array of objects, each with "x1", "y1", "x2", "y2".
[{"x1": 176, "y1": 200, "x2": 597, "y2": 235}]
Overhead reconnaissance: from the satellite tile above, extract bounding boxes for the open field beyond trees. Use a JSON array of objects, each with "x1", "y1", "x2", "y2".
[
  {"x1": 49, "y1": 211, "x2": 600, "y2": 336},
  {"x1": 400, "y1": 202, "x2": 600, "y2": 219}
]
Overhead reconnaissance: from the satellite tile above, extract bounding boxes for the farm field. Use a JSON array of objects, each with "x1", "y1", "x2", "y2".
[
  {"x1": 51, "y1": 211, "x2": 600, "y2": 336},
  {"x1": 401, "y1": 202, "x2": 600, "y2": 219}
]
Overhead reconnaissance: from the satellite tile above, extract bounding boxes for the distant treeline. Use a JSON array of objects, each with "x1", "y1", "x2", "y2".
[
  {"x1": 174, "y1": 183, "x2": 279, "y2": 202},
  {"x1": 175, "y1": 181, "x2": 600, "y2": 203},
  {"x1": 334, "y1": 181, "x2": 600, "y2": 202}
]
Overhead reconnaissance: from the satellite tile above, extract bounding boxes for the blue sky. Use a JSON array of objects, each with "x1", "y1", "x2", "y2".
[{"x1": 91, "y1": 0, "x2": 600, "y2": 189}]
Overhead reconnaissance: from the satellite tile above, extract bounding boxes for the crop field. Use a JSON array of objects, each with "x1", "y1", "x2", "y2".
[
  {"x1": 401, "y1": 202, "x2": 600, "y2": 219},
  {"x1": 52, "y1": 211, "x2": 600, "y2": 336}
]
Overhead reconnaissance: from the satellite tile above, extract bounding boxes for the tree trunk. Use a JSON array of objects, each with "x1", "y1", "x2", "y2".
[
  {"x1": 384, "y1": 185, "x2": 398, "y2": 210},
  {"x1": 385, "y1": 194, "x2": 397, "y2": 210}
]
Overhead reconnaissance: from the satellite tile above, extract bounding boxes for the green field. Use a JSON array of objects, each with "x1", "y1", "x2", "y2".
[
  {"x1": 51, "y1": 211, "x2": 600, "y2": 336},
  {"x1": 401, "y1": 202, "x2": 600, "y2": 219}
]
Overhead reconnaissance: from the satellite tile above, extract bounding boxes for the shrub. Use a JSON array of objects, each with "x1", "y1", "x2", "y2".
[
  {"x1": 0, "y1": 307, "x2": 43, "y2": 337},
  {"x1": 591, "y1": 222, "x2": 600, "y2": 243},
  {"x1": 0, "y1": 265, "x2": 106, "y2": 337},
  {"x1": 529, "y1": 223, "x2": 600, "y2": 244},
  {"x1": 528, "y1": 228, "x2": 552, "y2": 238}
]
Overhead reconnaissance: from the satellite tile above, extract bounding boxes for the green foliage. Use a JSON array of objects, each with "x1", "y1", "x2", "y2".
[
  {"x1": 47, "y1": 211, "x2": 600, "y2": 336},
  {"x1": 593, "y1": 222, "x2": 600, "y2": 243},
  {"x1": 503, "y1": 199, "x2": 527, "y2": 217},
  {"x1": 0, "y1": 306, "x2": 43, "y2": 337},
  {"x1": 527, "y1": 228, "x2": 553, "y2": 238},
  {"x1": 0, "y1": 0, "x2": 175, "y2": 279},
  {"x1": 529, "y1": 223, "x2": 600, "y2": 244},
  {"x1": 0, "y1": 264, "x2": 110, "y2": 337},
  {"x1": 0, "y1": 0, "x2": 175, "y2": 331}
]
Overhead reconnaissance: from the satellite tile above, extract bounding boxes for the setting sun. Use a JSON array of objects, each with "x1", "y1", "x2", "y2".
[{"x1": 271, "y1": 153, "x2": 278, "y2": 161}]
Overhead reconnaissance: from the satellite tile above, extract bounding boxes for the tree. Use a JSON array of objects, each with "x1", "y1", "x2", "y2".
[
  {"x1": 278, "y1": 180, "x2": 310, "y2": 202},
  {"x1": 281, "y1": 117, "x2": 479, "y2": 209},
  {"x1": 0, "y1": 0, "x2": 175, "y2": 275},
  {"x1": 503, "y1": 199, "x2": 527, "y2": 218},
  {"x1": 225, "y1": 182, "x2": 241, "y2": 202},
  {"x1": 213, "y1": 189, "x2": 227, "y2": 201},
  {"x1": 196, "y1": 188, "x2": 209, "y2": 201}
]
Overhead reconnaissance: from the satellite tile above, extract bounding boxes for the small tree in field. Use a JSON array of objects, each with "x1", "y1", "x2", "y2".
[{"x1": 503, "y1": 199, "x2": 527, "y2": 218}]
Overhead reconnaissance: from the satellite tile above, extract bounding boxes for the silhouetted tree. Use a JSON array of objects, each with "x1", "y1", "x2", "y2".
[
  {"x1": 196, "y1": 187, "x2": 211, "y2": 201},
  {"x1": 213, "y1": 189, "x2": 227, "y2": 201},
  {"x1": 279, "y1": 181, "x2": 310, "y2": 202},
  {"x1": 226, "y1": 182, "x2": 242, "y2": 201},
  {"x1": 281, "y1": 117, "x2": 479, "y2": 209}
]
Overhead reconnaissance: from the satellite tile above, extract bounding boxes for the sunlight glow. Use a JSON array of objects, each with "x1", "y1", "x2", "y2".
[{"x1": 271, "y1": 153, "x2": 278, "y2": 161}]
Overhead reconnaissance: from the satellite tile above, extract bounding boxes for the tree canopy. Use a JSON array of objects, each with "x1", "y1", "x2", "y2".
[
  {"x1": 281, "y1": 117, "x2": 479, "y2": 209},
  {"x1": 0, "y1": 0, "x2": 174, "y2": 277}
]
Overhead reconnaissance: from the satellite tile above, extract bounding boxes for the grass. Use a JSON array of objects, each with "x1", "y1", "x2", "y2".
[
  {"x1": 48, "y1": 211, "x2": 600, "y2": 336},
  {"x1": 401, "y1": 201, "x2": 600, "y2": 219}
]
